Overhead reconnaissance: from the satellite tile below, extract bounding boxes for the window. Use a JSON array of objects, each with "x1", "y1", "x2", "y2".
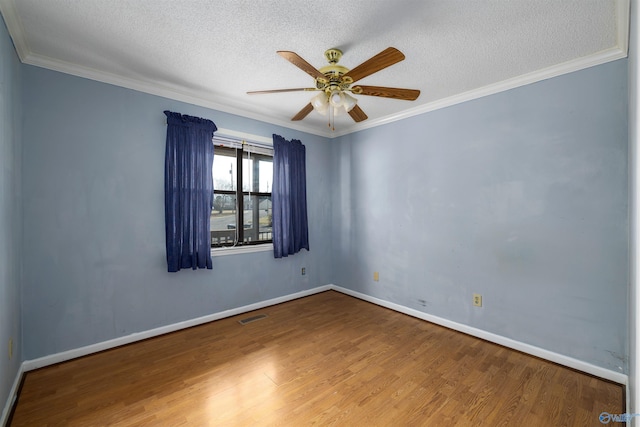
[{"x1": 210, "y1": 140, "x2": 273, "y2": 248}]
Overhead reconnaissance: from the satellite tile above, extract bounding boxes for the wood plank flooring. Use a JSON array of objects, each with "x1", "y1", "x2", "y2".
[{"x1": 9, "y1": 291, "x2": 624, "y2": 426}]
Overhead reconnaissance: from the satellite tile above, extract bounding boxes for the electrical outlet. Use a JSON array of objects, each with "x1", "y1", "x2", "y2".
[
  {"x1": 8, "y1": 338, "x2": 13, "y2": 360},
  {"x1": 301, "y1": 267, "x2": 306, "y2": 275},
  {"x1": 373, "y1": 271, "x2": 379, "y2": 281},
  {"x1": 473, "y1": 294, "x2": 482, "y2": 307}
]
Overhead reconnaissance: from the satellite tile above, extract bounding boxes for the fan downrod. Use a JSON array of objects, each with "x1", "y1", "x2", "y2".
[{"x1": 324, "y1": 48, "x2": 343, "y2": 64}]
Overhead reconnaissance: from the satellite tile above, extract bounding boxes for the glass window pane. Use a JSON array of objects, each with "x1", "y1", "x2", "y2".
[
  {"x1": 242, "y1": 153, "x2": 272, "y2": 193},
  {"x1": 212, "y1": 148, "x2": 236, "y2": 191},
  {"x1": 258, "y1": 195, "x2": 272, "y2": 240},
  {"x1": 258, "y1": 159, "x2": 272, "y2": 193},
  {"x1": 241, "y1": 195, "x2": 272, "y2": 243},
  {"x1": 210, "y1": 194, "x2": 237, "y2": 246},
  {"x1": 242, "y1": 156, "x2": 252, "y2": 192}
]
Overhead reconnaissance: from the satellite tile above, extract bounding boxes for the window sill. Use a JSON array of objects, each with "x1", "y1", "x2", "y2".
[{"x1": 211, "y1": 244, "x2": 273, "y2": 257}]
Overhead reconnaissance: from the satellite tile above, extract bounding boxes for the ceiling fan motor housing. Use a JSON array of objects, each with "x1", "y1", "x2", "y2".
[{"x1": 316, "y1": 48, "x2": 353, "y2": 93}]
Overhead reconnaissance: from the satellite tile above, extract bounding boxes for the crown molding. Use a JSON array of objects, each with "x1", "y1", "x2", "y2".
[
  {"x1": 20, "y1": 50, "x2": 334, "y2": 138},
  {"x1": 333, "y1": 45, "x2": 629, "y2": 137},
  {"x1": 18, "y1": 45, "x2": 627, "y2": 141},
  {"x1": 0, "y1": 0, "x2": 29, "y2": 59},
  {"x1": 616, "y1": 0, "x2": 630, "y2": 55}
]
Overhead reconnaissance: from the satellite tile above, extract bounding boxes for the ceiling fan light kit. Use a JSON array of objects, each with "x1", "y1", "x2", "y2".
[
  {"x1": 311, "y1": 92, "x2": 329, "y2": 115},
  {"x1": 247, "y1": 47, "x2": 421, "y2": 130},
  {"x1": 329, "y1": 90, "x2": 344, "y2": 107},
  {"x1": 340, "y1": 92, "x2": 358, "y2": 112}
]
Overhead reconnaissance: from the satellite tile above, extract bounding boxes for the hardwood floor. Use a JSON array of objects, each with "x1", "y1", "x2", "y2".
[{"x1": 9, "y1": 291, "x2": 623, "y2": 426}]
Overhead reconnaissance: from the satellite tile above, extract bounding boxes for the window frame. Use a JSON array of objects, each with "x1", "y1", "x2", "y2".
[{"x1": 210, "y1": 133, "x2": 273, "y2": 252}]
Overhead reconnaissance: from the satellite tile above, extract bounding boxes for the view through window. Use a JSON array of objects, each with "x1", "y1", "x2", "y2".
[{"x1": 211, "y1": 144, "x2": 273, "y2": 247}]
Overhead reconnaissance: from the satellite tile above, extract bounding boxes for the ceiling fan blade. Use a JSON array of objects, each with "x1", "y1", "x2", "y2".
[
  {"x1": 355, "y1": 85, "x2": 420, "y2": 101},
  {"x1": 342, "y1": 47, "x2": 405, "y2": 83},
  {"x1": 348, "y1": 104, "x2": 368, "y2": 122},
  {"x1": 247, "y1": 88, "x2": 317, "y2": 95},
  {"x1": 292, "y1": 103, "x2": 314, "y2": 121},
  {"x1": 277, "y1": 51, "x2": 326, "y2": 81}
]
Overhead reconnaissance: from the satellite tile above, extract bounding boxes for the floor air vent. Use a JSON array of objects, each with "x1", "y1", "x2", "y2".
[{"x1": 238, "y1": 314, "x2": 268, "y2": 325}]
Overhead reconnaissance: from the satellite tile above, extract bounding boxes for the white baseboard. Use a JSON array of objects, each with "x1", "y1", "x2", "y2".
[
  {"x1": 1, "y1": 363, "x2": 24, "y2": 427},
  {"x1": 22, "y1": 285, "x2": 332, "y2": 371},
  {"x1": 331, "y1": 285, "x2": 628, "y2": 386},
  {"x1": 17, "y1": 283, "x2": 627, "y2": 390}
]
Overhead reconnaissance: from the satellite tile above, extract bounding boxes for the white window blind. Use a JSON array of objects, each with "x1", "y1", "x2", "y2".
[{"x1": 213, "y1": 128, "x2": 273, "y2": 156}]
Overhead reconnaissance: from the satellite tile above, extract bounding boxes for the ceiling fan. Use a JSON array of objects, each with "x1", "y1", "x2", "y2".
[{"x1": 247, "y1": 47, "x2": 420, "y2": 129}]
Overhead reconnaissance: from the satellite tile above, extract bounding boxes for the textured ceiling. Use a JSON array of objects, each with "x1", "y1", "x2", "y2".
[{"x1": 0, "y1": 0, "x2": 630, "y2": 137}]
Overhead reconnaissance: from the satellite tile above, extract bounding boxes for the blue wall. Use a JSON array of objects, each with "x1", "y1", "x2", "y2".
[
  {"x1": 20, "y1": 66, "x2": 333, "y2": 359},
  {"x1": 332, "y1": 59, "x2": 629, "y2": 372},
  {"x1": 0, "y1": 17, "x2": 22, "y2": 414}
]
